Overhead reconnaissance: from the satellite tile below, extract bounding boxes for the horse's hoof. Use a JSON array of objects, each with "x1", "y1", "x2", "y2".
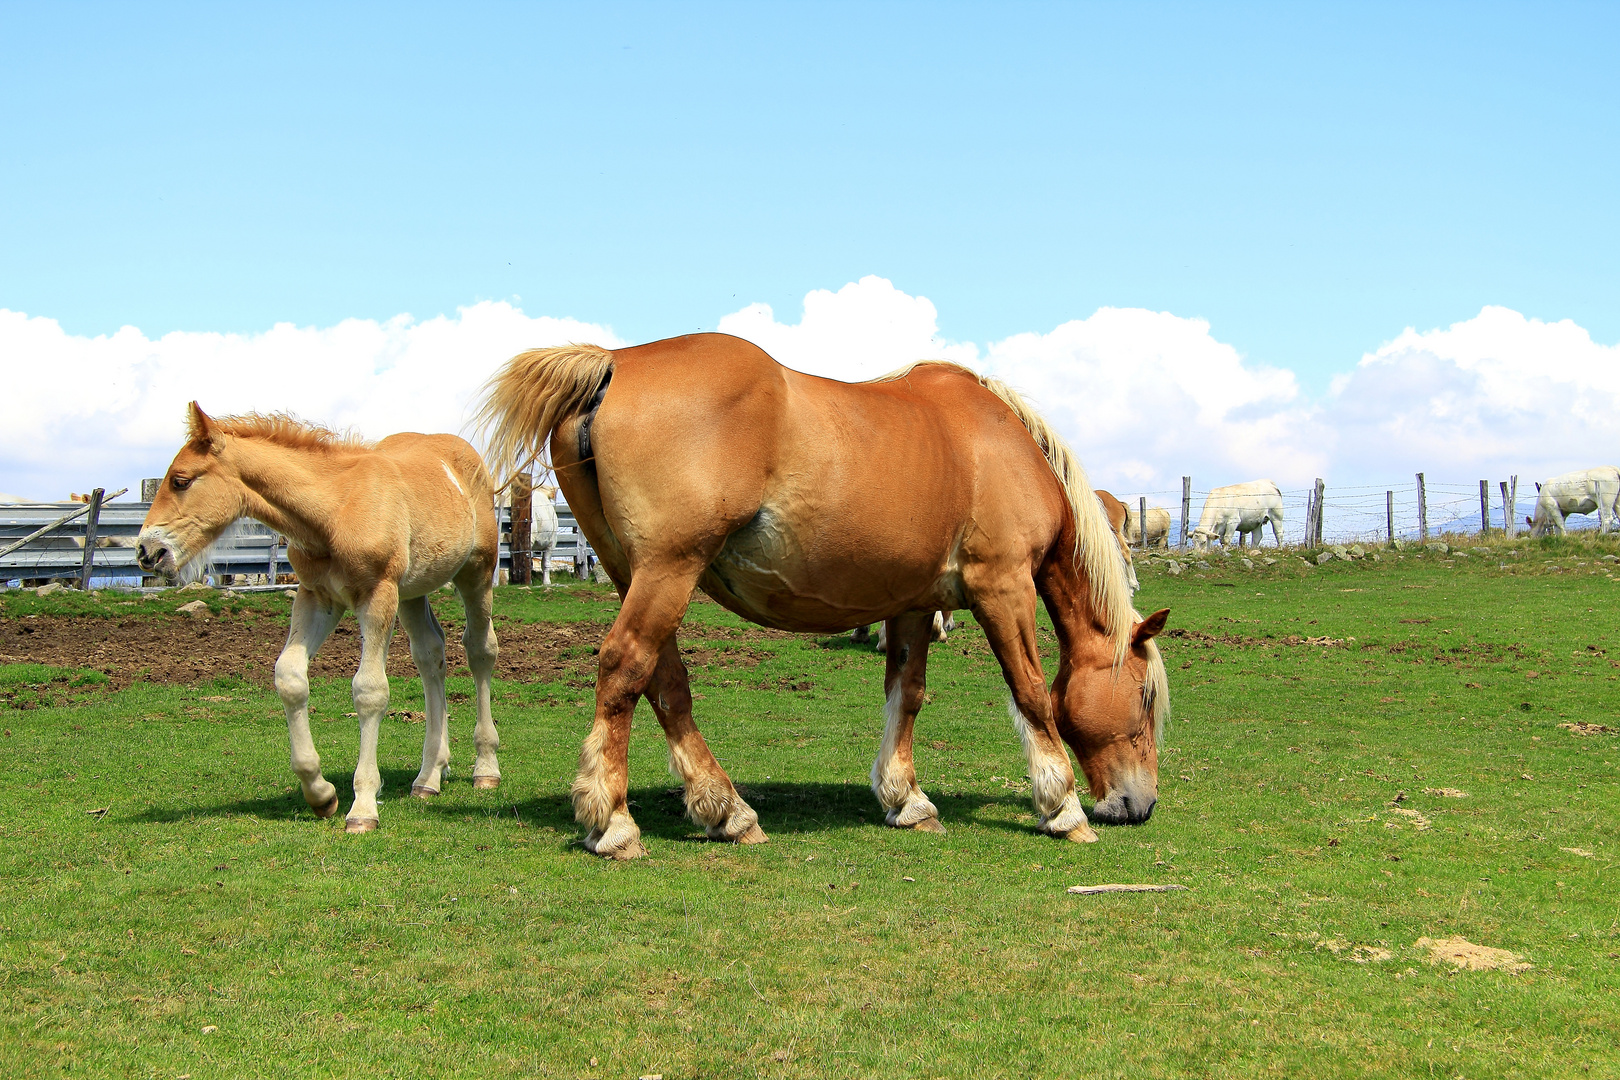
[
  {"x1": 311, "y1": 793, "x2": 340, "y2": 819},
  {"x1": 472, "y1": 776, "x2": 500, "y2": 790},
  {"x1": 907, "y1": 817, "x2": 948, "y2": 835},
  {"x1": 733, "y1": 824, "x2": 769, "y2": 845},
  {"x1": 410, "y1": 784, "x2": 439, "y2": 799},
  {"x1": 1060, "y1": 822, "x2": 1099, "y2": 843},
  {"x1": 344, "y1": 817, "x2": 379, "y2": 834}
]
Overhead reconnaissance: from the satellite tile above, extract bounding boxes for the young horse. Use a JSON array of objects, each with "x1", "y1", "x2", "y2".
[
  {"x1": 137, "y1": 403, "x2": 501, "y2": 833},
  {"x1": 477, "y1": 333, "x2": 1169, "y2": 860}
]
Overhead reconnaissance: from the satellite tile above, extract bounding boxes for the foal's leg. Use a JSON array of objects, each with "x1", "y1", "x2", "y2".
[
  {"x1": 870, "y1": 611, "x2": 946, "y2": 833},
  {"x1": 455, "y1": 570, "x2": 501, "y2": 789},
  {"x1": 573, "y1": 567, "x2": 700, "y2": 859},
  {"x1": 971, "y1": 576, "x2": 1096, "y2": 843},
  {"x1": 275, "y1": 589, "x2": 344, "y2": 818},
  {"x1": 345, "y1": 583, "x2": 399, "y2": 833},
  {"x1": 646, "y1": 636, "x2": 765, "y2": 843},
  {"x1": 398, "y1": 596, "x2": 450, "y2": 797}
]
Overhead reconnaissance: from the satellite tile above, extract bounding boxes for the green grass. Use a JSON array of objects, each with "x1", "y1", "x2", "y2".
[{"x1": 2, "y1": 537, "x2": 1618, "y2": 1078}]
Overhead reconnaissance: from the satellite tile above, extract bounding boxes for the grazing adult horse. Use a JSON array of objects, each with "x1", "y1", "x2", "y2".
[
  {"x1": 136, "y1": 404, "x2": 502, "y2": 833},
  {"x1": 477, "y1": 333, "x2": 1170, "y2": 860}
]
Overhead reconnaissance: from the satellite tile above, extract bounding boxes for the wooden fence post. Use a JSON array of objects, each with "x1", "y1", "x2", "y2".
[
  {"x1": 1303, "y1": 489, "x2": 1315, "y2": 548},
  {"x1": 1138, "y1": 497, "x2": 1148, "y2": 552},
  {"x1": 1180, "y1": 477, "x2": 1191, "y2": 550},
  {"x1": 1313, "y1": 478, "x2": 1325, "y2": 546},
  {"x1": 1508, "y1": 476, "x2": 1517, "y2": 538},
  {"x1": 1416, "y1": 473, "x2": 1428, "y2": 541},
  {"x1": 1479, "y1": 480, "x2": 1490, "y2": 535},
  {"x1": 141, "y1": 478, "x2": 160, "y2": 502},
  {"x1": 267, "y1": 533, "x2": 278, "y2": 585},
  {"x1": 1499, "y1": 481, "x2": 1510, "y2": 540},
  {"x1": 510, "y1": 473, "x2": 533, "y2": 586},
  {"x1": 76, "y1": 487, "x2": 104, "y2": 590},
  {"x1": 1386, "y1": 490, "x2": 1395, "y2": 546}
]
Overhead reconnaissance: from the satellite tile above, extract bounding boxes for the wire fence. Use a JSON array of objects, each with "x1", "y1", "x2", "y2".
[{"x1": 1107, "y1": 475, "x2": 1611, "y2": 548}]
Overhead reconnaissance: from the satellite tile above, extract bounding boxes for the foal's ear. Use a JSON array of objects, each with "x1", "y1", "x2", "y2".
[
  {"x1": 186, "y1": 401, "x2": 224, "y2": 454},
  {"x1": 1132, "y1": 608, "x2": 1170, "y2": 646}
]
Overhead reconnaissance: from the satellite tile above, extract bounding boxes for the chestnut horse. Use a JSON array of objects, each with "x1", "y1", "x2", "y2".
[
  {"x1": 137, "y1": 404, "x2": 501, "y2": 833},
  {"x1": 477, "y1": 334, "x2": 1169, "y2": 859}
]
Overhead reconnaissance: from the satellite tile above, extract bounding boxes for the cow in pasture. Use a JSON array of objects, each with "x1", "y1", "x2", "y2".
[
  {"x1": 1190, "y1": 480, "x2": 1285, "y2": 549},
  {"x1": 1093, "y1": 489, "x2": 1141, "y2": 593},
  {"x1": 1527, "y1": 467, "x2": 1620, "y2": 536},
  {"x1": 1125, "y1": 505, "x2": 1172, "y2": 550}
]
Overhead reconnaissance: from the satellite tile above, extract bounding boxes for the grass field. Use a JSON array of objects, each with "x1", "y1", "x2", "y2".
[{"x1": 2, "y1": 536, "x2": 1618, "y2": 1078}]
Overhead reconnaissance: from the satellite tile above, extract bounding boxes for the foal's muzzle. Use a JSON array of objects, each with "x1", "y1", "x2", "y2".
[
  {"x1": 1087, "y1": 791, "x2": 1156, "y2": 826},
  {"x1": 136, "y1": 540, "x2": 174, "y2": 573}
]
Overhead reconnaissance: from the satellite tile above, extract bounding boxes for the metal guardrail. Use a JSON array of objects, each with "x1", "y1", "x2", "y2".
[{"x1": 0, "y1": 500, "x2": 593, "y2": 586}]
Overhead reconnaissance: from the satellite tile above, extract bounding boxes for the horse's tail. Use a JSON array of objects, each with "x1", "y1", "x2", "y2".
[{"x1": 472, "y1": 344, "x2": 616, "y2": 490}]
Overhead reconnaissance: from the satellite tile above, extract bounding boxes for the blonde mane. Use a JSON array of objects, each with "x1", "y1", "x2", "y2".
[
  {"x1": 199, "y1": 411, "x2": 373, "y2": 453},
  {"x1": 871, "y1": 360, "x2": 1139, "y2": 667}
]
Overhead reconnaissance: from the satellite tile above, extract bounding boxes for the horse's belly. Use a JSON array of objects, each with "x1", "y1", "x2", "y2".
[
  {"x1": 702, "y1": 506, "x2": 957, "y2": 633},
  {"x1": 398, "y1": 535, "x2": 476, "y2": 598}
]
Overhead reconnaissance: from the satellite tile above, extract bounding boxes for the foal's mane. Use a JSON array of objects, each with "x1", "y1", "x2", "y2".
[{"x1": 196, "y1": 411, "x2": 373, "y2": 453}]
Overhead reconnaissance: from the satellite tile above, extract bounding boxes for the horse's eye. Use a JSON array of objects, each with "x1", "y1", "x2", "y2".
[{"x1": 171, "y1": 475, "x2": 193, "y2": 491}]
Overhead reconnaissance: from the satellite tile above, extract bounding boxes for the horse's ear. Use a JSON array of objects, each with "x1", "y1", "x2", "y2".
[
  {"x1": 187, "y1": 402, "x2": 224, "y2": 454},
  {"x1": 1525, "y1": 516, "x2": 1534, "y2": 527},
  {"x1": 1133, "y1": 608, "x2": 1170, "y2": 646},
  {"x1": 1535, "y1": 482, "x2": 1542, "y2": 492}
]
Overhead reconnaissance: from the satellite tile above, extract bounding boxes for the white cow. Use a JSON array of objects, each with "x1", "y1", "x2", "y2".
[
  {"x1": 532, "y1": 484, "x2": 560, "y2": 584},
  {"x1": 1124, "y1": 505, "x2": 1172, "y2": 550},
  {"x1": 852, "y1": 612, "x2": 955, "y2": 651},
  {"x1": 1191, "y1": 480, "x2": 1285, "y2": 549},
  {"x1": 1527, "y1": 467, "x2": 1620, "y2": 536}
]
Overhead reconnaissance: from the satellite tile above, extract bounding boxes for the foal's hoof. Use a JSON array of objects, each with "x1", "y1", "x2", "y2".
[
  {"x1": 582, "y1": 822, "x2": 647, "y2": 860},
  {"x1": 410, "y1": 783, "x2": 440, "y2": 799},
  {"x1": 905, "y1": 817, "x2": 948, "y2": 835},
  {"x1": 732, "y1": 823, "x2": 769, "y2": 845},
  {"x1": 1059, "y1": 822, "x2": 1099, "y2": 844},
  {"x1": 344, "y1": 816, "x2": 379, "y2": 835},
  {"x1": 472, "y1": 776, "x2": 500, "y2": 790},
  {"x1": 311, "y1": 793, "x2": 340, "y2": 819}
]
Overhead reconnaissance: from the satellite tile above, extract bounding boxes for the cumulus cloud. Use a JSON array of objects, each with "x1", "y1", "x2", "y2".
[
  {"x1": 0, "y1": 302, "x2": 621, "y2": 500},
  {"x1": 3, "y1": 282, "x2": 1616, "y2": 519},
  {"x1": 1324, "y1": 306, "x2": 1620, "y2": 484}
]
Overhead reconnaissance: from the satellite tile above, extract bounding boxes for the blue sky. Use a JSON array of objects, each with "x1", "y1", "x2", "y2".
[{"x1": 3, "y1": 1, "x2": 1616, "y2": 396}]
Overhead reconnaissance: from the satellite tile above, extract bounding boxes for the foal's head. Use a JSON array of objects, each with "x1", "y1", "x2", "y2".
[
  {"x1": 1061, "y1": 608, "x2": 1170, "y2": 826},
  {"x1": 136, "y1": 403, "x2": 247, "y2": 576}
]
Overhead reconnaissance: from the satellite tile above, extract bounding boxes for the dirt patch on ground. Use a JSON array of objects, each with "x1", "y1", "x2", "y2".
[
  {"x1": 1415, "y1": 936, "x2": 1532, "y2": 973},
  {"x1": 1165, "y1": 628, "x2": 1344, "y2": 649},
  {"x1": 1559, "y1": 721, "x2": 1618, "y2": 736},
  {"x1": 0, "y1": 612, "x2": 796, "y2": 691}
]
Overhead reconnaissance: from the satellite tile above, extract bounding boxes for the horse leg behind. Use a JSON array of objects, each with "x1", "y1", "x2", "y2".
[
  {"x1": 969, "y1": 573, "x2": 1096, "y2": 843},
  {"x1": 398, "y1": 596, "x2": 451, "y2": 797},
  {"x1": 454, "y1": 562, "x2": 501, "y2": 789},
  {"x1": 870, "y1": 611, "x2": 946, "y2": 833},
  {"x1": 645, "y1": 636, "x2": 765, "y2": 843},
  {"x1": 274, "y1": 588, "x2": 344, "y2": 818},
  {"x1": 344, "y1": 583, "x2": 399, "y2": 833}
]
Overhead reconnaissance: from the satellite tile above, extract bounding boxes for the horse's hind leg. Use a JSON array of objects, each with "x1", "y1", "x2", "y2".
[
  {"x1": 574, "y1": 567, "x2": 702, "y2": 859},
  {"x1": 454, "y1": 570, "x2": 501, "y2": 789},
  {"x1": 275, "y1": 589, "x2": 343, "y2": 818},
  {"x1": 971, "y1": 576, "x2": 1096, "y2": 843},
  {"x1": 870, "y1": 611, "x2": 946, "y2": 834},
  {"x1": 399, "y1": 596, "x2": 450, "y2": 797},
  {"x1": 646, "y1": 637, "x2": 765, "y2": 843}
]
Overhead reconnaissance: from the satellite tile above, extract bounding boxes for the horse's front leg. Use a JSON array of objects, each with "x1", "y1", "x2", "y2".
[
  {"x1": 646, "y1": 636, "x2": 764, "y2": 843},
  {"x1": 345, "y1": 584, "x2": 399, "y2": 833},
  {"x1": 870, "y1": 611, "x2": 946, "y2": 834},
  {"x1": 398, "y1": 596, "x2": 450, "y2": 797},
  {"x1": 274, "y1": 589, "x2": 344, "y2": 818}
]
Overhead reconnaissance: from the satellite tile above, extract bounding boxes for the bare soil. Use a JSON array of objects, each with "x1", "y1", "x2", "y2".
[{"x1": 0, "y1": 611, "x2": 792, "y2": 691}]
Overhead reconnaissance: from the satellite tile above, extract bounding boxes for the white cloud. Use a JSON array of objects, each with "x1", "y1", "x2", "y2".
[
  {"x1": 3, "y1": 284, "x2": 1616, "y2": 529},
  {"x1": 0, "y1": 302, "x2": 621, "y2": 500},
  {"x1": 1324, "y1": 305, "x2": 1620, "y2": 483}
]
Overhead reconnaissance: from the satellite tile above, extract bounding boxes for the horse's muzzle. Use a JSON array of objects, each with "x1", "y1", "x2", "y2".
[
  {"x1": 135, "y1": 541, "x2": 172, "y2": 573},
  {"x1": 1087, "y1": 791, "x2": 1156, "y2": 826}
]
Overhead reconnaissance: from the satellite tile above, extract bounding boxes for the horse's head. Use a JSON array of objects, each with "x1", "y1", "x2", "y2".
[
  {"x1": 136, "y1": 403, "x2": 244, "y2": 576},
  {"x1": 1058, "y1": 608, "x2": 1170, "y2": 826}
]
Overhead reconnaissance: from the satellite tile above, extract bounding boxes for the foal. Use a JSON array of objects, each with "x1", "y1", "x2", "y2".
[{"x1": 138, "y1": 403, "x2": 501, "y2": 833}]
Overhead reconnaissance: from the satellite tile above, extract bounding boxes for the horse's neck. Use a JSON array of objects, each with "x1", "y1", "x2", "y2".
[{"x1": 229, "y1": 440, "x2": 349, "y2": 550}]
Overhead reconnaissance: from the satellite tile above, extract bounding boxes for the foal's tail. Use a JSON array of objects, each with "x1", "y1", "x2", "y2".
[{"x1": 472, "y1": 344, "x2": 616, "y2": 490}]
